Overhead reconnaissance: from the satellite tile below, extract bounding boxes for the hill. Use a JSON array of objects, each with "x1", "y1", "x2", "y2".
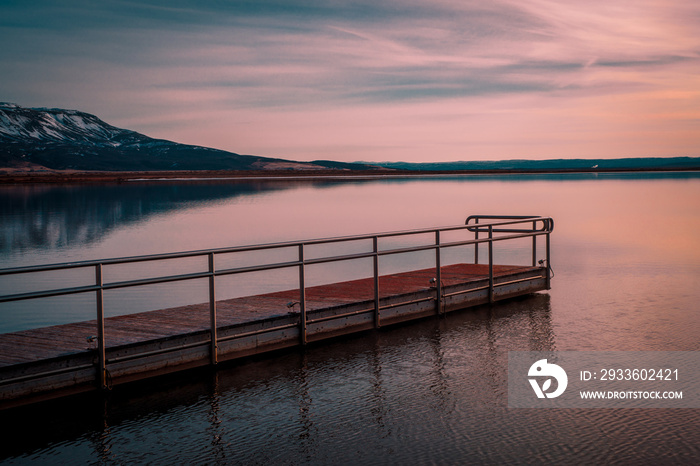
[
  {"x1": 0, "y1": 103, "x2": 379, "y2": 172},
  {"x1": 371, "y1": 158, "x2": 700, "y2": 172}
]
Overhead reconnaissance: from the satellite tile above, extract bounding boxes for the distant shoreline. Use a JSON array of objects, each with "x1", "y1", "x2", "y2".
[{"x1": 1, "y1": 167, "x2": 700, "y2": 184}]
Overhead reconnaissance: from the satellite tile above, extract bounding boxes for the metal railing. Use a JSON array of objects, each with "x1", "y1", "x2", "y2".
[{"x1": 0, "y1": 215, "x2": 553, "y2": 389}]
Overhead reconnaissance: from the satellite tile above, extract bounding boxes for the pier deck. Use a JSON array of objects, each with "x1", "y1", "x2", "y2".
[
  {"x1": 0, "y1": 215, "x2": 555, "y2": 408},
  {"x1": 0, "y1": 263, "x2": 546, "y2": 407}
]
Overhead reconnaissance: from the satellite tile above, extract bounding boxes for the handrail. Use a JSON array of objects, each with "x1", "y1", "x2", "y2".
[
  {"x1": 0, "y1": 217, "x2": 551, "y2": 276},
  {"x1": 465, "y1": 215, "x2": 553, "y2": 267},
  {"x1": 0, "y1": 215, "x2": 553, "y2": 390},
  {"x1": 466, "y1": 215, "x2": 554, "y2": 233},
  {"x1": 0, "y1": 231, "x2": 550, "y2": 304}
]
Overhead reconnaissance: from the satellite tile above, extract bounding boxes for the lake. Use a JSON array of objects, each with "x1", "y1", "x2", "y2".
[{"x1": 1, "y1": 173, "x2": 699, "y2": 464}]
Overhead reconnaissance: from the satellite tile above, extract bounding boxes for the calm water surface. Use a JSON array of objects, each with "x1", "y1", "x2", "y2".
[{"x1": 1, "y1": 173, "x2": 699, "y2": 464}]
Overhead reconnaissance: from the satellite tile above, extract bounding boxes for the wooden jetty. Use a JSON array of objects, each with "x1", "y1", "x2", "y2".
[{"x1": 0, "y1": 216, "x2": 553, "y2": 408}]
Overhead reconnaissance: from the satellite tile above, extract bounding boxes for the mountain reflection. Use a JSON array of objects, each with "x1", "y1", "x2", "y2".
[{"x1": 0, "y1": 181, "x2": 300, "y2": 253}]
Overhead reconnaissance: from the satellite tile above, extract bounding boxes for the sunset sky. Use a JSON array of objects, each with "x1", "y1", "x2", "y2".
[{"x1": 2, "y1": 1, "x2": 699, "y2": 163}]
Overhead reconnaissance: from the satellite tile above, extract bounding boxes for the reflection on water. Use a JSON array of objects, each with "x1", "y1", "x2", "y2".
[
  {"x1": 2, "y1": 294, "x2": 698, "y2": 464},
  {"x1": 1, "y1": 173, "x2": 700, "y2": 463},
  {"x1": 0, "y1": 181, "x2": 302, "y2": 254},
  {"x1": 2, "y1": 172, "x2": 697, "y2": 255}
]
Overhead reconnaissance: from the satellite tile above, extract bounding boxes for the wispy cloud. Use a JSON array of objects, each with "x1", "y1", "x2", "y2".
[{"x1": 1, "y1": 0, "x2": 699, "y2": 161}]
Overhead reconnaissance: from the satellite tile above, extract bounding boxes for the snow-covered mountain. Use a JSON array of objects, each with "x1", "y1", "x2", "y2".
[
  {"x1": 0, "y1": 103, "x2": 375, "y2": 172},
  {"x1": 0, "y1": 103, "x2": 146, "y2": 145}
]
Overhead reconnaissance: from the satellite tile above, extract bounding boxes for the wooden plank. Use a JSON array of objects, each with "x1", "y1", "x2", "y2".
[
  {"x1": 0, "y1": 263, "x2": 550, "y2": 406},
  {"x1": 0, "y1": 263, "x2": 540, "y2": 369}
]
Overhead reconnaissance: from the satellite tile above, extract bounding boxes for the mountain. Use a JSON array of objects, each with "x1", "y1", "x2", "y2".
[
  {"x1": 4, "y1": 103, "x2": 697, "y2": 174},
  {"x1": 371, "y1": 158, "x2": 700, "y2": 172},
  {"x1": 0, "y1": 103, "x2": 380, "y2": 172}
]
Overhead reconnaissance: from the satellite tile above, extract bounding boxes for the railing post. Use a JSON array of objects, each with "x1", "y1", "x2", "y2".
[
  {"x1": 532, "y1": 220, "x2": 537, "y2": 267},
  {"x1": 488, "y1": 225, "x2": 494, "y2": 303},
  {"x1": 298, "y1": 244, "x2": 307, "y2": 345},
  {"x1": 435, "y1": 230, "x2": 442, "y2": 315},
  {"x1": 208, "y1": 253, "x2": 218, "y2": 365},
  {"x1": 373, "y1": 236, "x2": 380, "y2": 328},
  {"x1": 546, "y1": 225, "x2": 552, "y2": 290},
  {"x1": 95, "y1": 263, "x2": 107, "y2": 390},
  {"x1": 474, "y1": 218, "x2": 479, "y2": 264}
]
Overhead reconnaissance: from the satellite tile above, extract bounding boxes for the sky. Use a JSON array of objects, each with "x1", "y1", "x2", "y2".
[{"x1": 1, "y1": 0, "x2": 699, "y2": 163}]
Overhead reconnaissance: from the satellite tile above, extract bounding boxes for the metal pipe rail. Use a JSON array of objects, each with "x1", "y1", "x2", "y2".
[
  {"x1": 466, "y1": 215, "x2": 554, "y2": 233},
  {"x1": 0, "y1": 215, "x2": 553, "y2": 390},
  {"x1": 465, "y1": 215, "x2": 554, "y2": 267}
]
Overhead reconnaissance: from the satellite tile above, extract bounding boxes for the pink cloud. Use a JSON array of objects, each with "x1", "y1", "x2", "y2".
[{"x1": 5, "y1": 0, "x2": 698, "y2": 162}]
